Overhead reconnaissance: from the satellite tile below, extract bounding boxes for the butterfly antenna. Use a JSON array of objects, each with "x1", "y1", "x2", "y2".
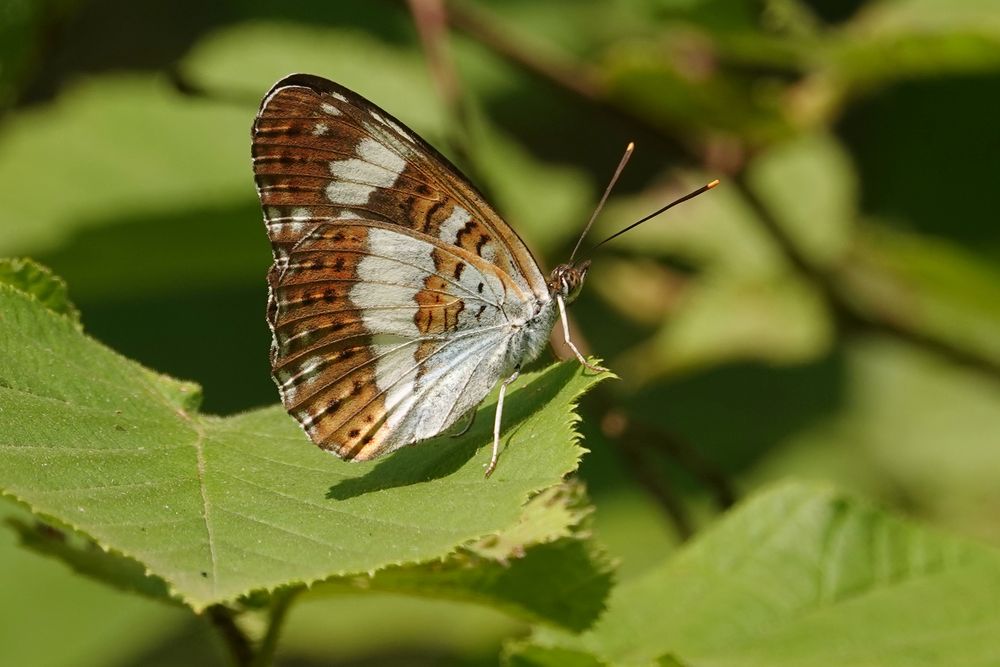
[
  {"x1": 590, "y1": 179, "x2": 719, "y2": 254},
  {"x1": 568, "y1": 141, "x2": 635, "y2": 264}
]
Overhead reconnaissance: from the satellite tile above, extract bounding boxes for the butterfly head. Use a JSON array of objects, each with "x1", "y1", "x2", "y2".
[{"x1": 548, "y1": 261, "x2": 591, "y2": 304}]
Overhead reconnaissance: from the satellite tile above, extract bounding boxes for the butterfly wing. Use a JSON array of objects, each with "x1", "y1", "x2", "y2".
[
  {"x1": 253, "y1": 73, "x2": 547, "y2": 298},
  {"x1": 252, "y1": 74, "x2": 549, "y2": 460}
]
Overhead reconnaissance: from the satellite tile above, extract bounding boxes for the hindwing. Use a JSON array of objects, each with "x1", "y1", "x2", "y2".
[{"x1": 252, "y1": 74, "x2": 550, "y2": 460}]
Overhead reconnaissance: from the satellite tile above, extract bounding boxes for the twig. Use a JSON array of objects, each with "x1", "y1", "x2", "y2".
[
  {"x1": 603, "y1": 409, "x2": 694, "y2": 540},
  {"x1": 251, "y1": 588, "x2": 301, "y2": 667},
  {"x1": 628, "y1": 418, "x2": 735, "y2": 511},
  {"x1": 206, "y1": 605, "x2": 254, "y2": 667},
  {"x1": 205, "y1": 588, "x2": 302, "y2": 667},
  {"x1": 734, "y1": 170, "x2": 1000, "y2": 377},
  {"x1": 445, "y1": 2, "x2": 603, "y2": 101},
  {"x1": 443, "y1": 0, "x2": 1000, "y2": 381},
  {"x1": 403, "y1": 0, "x2": 493, "y2": 196}
]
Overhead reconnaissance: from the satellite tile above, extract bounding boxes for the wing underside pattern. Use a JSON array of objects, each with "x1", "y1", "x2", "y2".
[{"x1": 252, "y1": 74, "x2": 548, "y2": 460}]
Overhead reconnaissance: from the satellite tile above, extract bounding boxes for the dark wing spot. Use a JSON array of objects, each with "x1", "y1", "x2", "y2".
[
  {"x1": 477, "y1": 282, "x2": 484, "y2": 294},
  {"x1": 348, "y1": 429, "x2": 360, "y2": 438},
  {"x1": 426, "y1": 200, "x2": 445, "y2": 224},
  {"x1": 475, "y1": 304, "x2": 487, "y2": 319},
  {"x1": 453, "y1": 262, "x2": 465, "y2": 279},
  {"x1": 475, "y1": 234, "x2": 489, "y2": 255}
]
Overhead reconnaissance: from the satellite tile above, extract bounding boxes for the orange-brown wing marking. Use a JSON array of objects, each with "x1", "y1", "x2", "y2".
[
  {"x1": 252, "y1": 74, "x2": 547, "y2": 298},
  {"x1": 268, "y1": 220, "x2": 520, "y2": 458}
]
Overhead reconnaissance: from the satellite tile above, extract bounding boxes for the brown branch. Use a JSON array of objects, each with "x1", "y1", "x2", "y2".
[
  {"x1": 445, "y1": 2, "x2": 603, "y2": 102},
  {"x1": 403, "y1": 0, "x2": 495, "y2": 198},
  {"x1": 602, "y1": 409, "x2": 695, "y2": 540},
  {"x1": 628, "y1": 420, "x2": 735, "y2": 511},
  {"x1": 444, "y1": 0, "x2": 1000, "y2": 381}
]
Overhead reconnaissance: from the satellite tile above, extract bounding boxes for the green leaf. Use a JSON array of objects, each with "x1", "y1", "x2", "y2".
[
  {"x1": 0, "y1": 273, "x2": 606, "y2": 610},
  {"x1": 0, "y1": 257, "x2": 80, "y2": 324},
  {"x1": 589, "y1": 176, "x2": 833, "y2": 381},
  {"x1": 466, "y1": 480, "x2": 594, "y2": 561},
  {"x1": 0, "y1": 499, "x2": 193, "y2": 667},
  {"x1": 616, "y1": 273, "x2": 831, "y2": 379},
  {"x1": 746, "y1": 133, "x2": 857, "y2": 267},
  {"x1": 5, "y1": 517, "x2": 176, "y2": 604},
  {"x1": 514, "y1": 482, "x2": 1000, "y2": 667},
  {"x1": 329, "y1": 535, "x2": 613, "y2": 633},
  {"x1": 842, "y1": 226, "x2": 1000, "y2": 368},
  {"x1": 601, "y1": 37, "x2": 795, "y2": 146},
  {"x1": 311, "y1": 481, "x2": 614, "y2": 632},
  {"x1": 748, "y1": 334, "x2": 1000, "y2": 544},
  {"x1": 836, "y1": 0, "x2": 1000, "y2": 88},
  {"x1": 505, "y1": 642, "x2": 607, "y2": 667},
  {"x1": 0, "y1": 76, "x2": 251, "y2": 257}
]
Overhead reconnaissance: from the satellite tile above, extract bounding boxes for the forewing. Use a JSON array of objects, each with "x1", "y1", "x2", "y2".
[{"x1": 252, "y1": 73, "x2": 547, "y2": 298}]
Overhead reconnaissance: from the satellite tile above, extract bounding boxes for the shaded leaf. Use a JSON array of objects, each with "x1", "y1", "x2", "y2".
[
  {"x1": 467, "y1": 480, "x2": 594, "y2": 561},
  {"x1": 332, "y1": 535, "x2": 613, "y2": 633},
  {"x1": 842, "y1": 226, "x2": 1000, "y2": 368},
  {"x1": 0, "y1": 75, "x2": 250, "y2": 256},
  {"x1": 0, "y1": 500, "x2": 192, "y2": 667},
  {"x1": 746, "y1": 133, "x2": 856, "y2": 267},
  {"x1": 505, "y1": 642, "x2": 607, "y2": 667},
  {"x1": 589, "y1": 175, "x2": 833, "y2": 381},
  {"x1": 5, "y1": 517, "x2": 176, "y2": 604}
]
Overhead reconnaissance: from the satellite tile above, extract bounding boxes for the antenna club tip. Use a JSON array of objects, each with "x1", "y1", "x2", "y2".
[
  {"x1": 626, "y1": 141, "x2": 635, "y2": 152},
  {"x1": 707, "y1": 179, "x2": 720, "y2": 189}
]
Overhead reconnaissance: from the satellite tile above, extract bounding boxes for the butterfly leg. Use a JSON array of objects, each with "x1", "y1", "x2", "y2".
[
  {"x1": 449, "y1": 408, "x2": 477, "y2": 438},
  {"x1": 556, "y1": 294, "x2": 608, "y2": 373},
  {"x1": 485, "y1": 368, "x2": 520, "y2": 478}
]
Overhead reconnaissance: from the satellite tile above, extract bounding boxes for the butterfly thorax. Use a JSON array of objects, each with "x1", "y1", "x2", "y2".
[
  {"x1": 499, "y1": 260, "x2": 590, "y2": 375},
  {"x1": 501, "y1": 292, "x2": 558, "y2": 375}
]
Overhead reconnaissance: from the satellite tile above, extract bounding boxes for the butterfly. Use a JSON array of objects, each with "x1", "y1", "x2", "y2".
[{"x1": 251, "y1": 73, "x2": 715, "y2": 477}]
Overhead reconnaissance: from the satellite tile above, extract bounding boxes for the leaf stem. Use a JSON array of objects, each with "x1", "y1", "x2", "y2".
[
  {"x1": 251, "y1": 588, "x2": 301, "y2": 667},
  {"x1": 206, "y1": 605, "x2": 254, "y2": 667},
  {"x1": 206, "y1": 588, "x2": 301, "y2": 667}
]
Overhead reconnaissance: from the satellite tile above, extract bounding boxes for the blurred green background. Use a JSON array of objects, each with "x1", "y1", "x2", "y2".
[{"x1": 2, "y1": 0, "x2": 999, "y2": 664}]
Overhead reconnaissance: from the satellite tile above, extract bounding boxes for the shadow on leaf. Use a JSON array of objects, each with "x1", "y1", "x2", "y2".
[{"x1": 326, "y1": 362, "x2": 583, "y2": 499}]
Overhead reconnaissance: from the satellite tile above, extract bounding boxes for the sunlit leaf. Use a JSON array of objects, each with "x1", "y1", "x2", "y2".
[
  {"x1": 0, "y1": 257, "x2": 80, "y2": 324},
  {"x1": 512, "y1": 482, "x2": 1000, "y2": 667},
  {"x1": 0, "y1": 272, "x2": 605, "y2": 609}
]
